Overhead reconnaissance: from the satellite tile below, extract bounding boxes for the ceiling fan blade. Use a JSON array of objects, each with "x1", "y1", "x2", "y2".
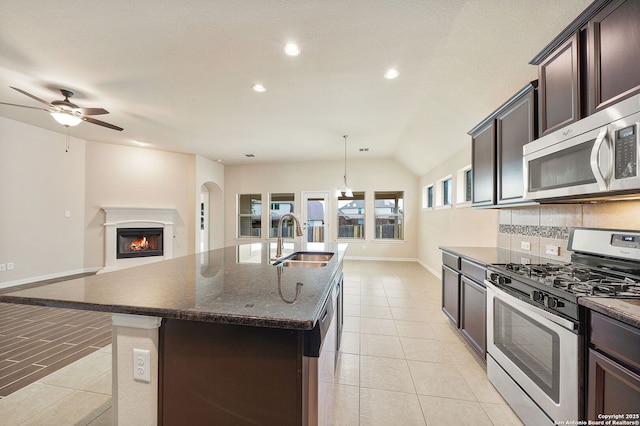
[
  {"x1": 80, "y1": 107, "x2": 109, "y2": 116},
  {"x1": 0, "y1": 101, "x2": 52, "y2": 112},
  {"x1": 10, "y1": 86, "x2": 55, "y2": 108},
  {"x1": 82, "y1": 116, "x2": 123, "y2": 131}
]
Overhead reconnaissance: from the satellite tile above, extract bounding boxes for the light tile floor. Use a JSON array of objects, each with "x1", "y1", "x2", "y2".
[{"x1": 0, "y1": 260, "x2": 523, "y2": 425}]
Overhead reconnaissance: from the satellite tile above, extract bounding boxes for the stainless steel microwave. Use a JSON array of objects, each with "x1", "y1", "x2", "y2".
[{"x1": 523, "y1": 94, "x2": 640, "y2": 202}]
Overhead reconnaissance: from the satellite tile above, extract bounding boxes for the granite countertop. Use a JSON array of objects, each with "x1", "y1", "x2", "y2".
[
  {"x1": 579, "y1": 297, "x2": 640, "y2": 329},
  {"x1": 0, "y1": 243, "x2": 348, "y2": 331},
  {"x1": 439, "y1": 246, "x2": 564, "y2": 266}
]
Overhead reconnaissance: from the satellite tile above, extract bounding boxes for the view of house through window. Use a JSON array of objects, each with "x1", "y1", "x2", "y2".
[
  {"x1": 269, "y1": 193, "x2": 295, "y2": 238},
  {"x1": 238, "y1": 194, "x2": 262, "y2": 237},
  {"x1": 338, "y1": 192, "x2": 365, "y2": 239},
  {"x1": 374, "y1": 191, "x2": 404, "y2": 239}
]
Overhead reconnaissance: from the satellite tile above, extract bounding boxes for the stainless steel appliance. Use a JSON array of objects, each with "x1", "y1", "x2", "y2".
[
  {"x1": 485, "y1": 227, "x2": 640, "y2": 425},
  {"x1": 523, "y1": 94, "x2": 640, "y2": 201}
]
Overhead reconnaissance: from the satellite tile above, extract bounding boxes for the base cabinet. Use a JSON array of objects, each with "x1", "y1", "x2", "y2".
[
  {"x1": 441, "y1": 251, "x2": 486, "y2": 359},
  {"x1": 460, "y1": 276, "x2": 486, "y2": 356},
  {"x1": 587, "y1": 311, "x2": 640, "y2": 420}
]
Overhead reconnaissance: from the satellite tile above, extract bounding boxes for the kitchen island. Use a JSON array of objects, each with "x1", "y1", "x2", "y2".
[{"x1": 0, "y1": 242, "x2": 347, "y2": 425}]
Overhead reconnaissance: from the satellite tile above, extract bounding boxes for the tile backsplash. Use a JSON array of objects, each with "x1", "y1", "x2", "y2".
[{"x1": 497, "y1": 200, "x2": 640, "y2": 262}]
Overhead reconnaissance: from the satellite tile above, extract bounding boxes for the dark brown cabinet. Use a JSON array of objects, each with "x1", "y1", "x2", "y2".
[
  {"x1": 469, "y1": 82, "x2": 537, "y2": 208},
  {"x1": 470, "y1": 121, "x2": 496, "y2": 207},
  {"x1": 588, "y1": 0, "x2": 640, "y2": 113},
  {"x1": 587, "y1": 311, "x2": 640, "y2": 420},
  {"x1": 496, "y1": 83, "x2": 537, "y2": 205},
  {"x1": 441, "y1": 251, "x2": 486, "y2": 358},
  {"x1": 460, "y1": 275, "x2": 486, "y2": 356},
  {"x1": 537, "y1": 34, "x2": 579, "y2": 136},
  {"x1": 532, "y1": 0, "x2": 640, "y2": 135}
]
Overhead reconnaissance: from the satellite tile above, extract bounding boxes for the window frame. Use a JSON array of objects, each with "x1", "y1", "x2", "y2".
[
  {"x1": 435, "y1": 175, "x2": 453, "y2": 210},
  {"x1": 422, "y1": 184, "x2": 434, "y2": 210},
  {"x1": 337, "y1": 191, "x2": 365, "y2": 240},
  {"x1": 269, "y1": 193, "x2": 296, "y2": 239},
  {"x1": 373, "y1": 191, "x2": 404, "y2": 240},
  {"x1": 237, "y1": 193, "x2": 262, "y2": 238},
  {"x1": 456, "y1": 164, "x2": 473, "y2": 207}
]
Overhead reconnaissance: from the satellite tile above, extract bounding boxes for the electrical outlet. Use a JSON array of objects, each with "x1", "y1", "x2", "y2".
[
  {"x1": 545, "y1": 245, "x2": 560, "y2": 256},
  {"x1": 7, "y1": 263, "x2": 14, "y2": 271},
  {"x1": 64, "y1": 211, "x2": 71, "y2": 218},
  {"x1": 521, "y1": 257, "x2": 531, "y2": 265},
  {"x1": 521, "y1": 241, "x2": 531, "y2": 251},
  {"x1": 133, "y1": 348, "x2": 151, "y2": 382},
  {"x1": 0, "y1": 264, "x2": 5, "y2": 272}
]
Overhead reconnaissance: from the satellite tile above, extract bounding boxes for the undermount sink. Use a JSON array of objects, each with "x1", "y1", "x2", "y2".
[{"x1": 273, "y1": 251, "x2": 334, "y2": 268}]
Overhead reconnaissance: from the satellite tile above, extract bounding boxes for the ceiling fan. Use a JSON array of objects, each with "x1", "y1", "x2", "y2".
[{"x1": 0, "y1": 86, "x2": 123, "y2": 131}]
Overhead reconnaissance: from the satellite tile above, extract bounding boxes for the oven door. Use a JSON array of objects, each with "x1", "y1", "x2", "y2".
[{"x1": 486, "y1": 281, "x2": 578, "y2": 423}]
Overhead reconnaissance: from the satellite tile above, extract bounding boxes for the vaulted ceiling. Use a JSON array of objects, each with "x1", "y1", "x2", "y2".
[{"x1": 0, "y1": 0, "x2": 592, "y2": 176}]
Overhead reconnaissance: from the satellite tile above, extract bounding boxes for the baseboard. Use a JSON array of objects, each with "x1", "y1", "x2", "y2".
[
  {"x1": 0, "y1": 267, "x2": 102, "y2": 291},
  {"x1": 419, "y1": 260, "x2": 442, "y2": 279}
]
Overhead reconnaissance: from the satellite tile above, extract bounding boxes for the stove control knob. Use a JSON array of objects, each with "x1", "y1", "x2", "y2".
[
  {"x1": 544, "y1": 296, "x2": 564, "y2": 308},
  {"x1": 530, "y1": 290, "x2": 544, "y2": 303},
  {"x1": 498, "y1": 276, "x2": 511, "y2": 286}
]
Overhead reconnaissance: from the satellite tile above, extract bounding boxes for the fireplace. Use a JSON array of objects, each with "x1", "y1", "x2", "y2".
[{"x1": 116, "y1": 228, "x2": 164, "y2": 259}]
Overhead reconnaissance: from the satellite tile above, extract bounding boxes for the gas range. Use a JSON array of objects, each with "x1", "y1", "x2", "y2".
[{"x1": 486, "y1": 228, "x2": 640, "y2": 322}]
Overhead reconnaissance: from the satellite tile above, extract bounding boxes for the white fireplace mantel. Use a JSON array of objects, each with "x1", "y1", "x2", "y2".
[{"x1": 101, "y1": 207, "x2": 177, "y2": 273}]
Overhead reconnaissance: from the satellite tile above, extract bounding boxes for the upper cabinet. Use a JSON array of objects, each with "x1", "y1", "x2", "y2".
[
  {"x1": 588, "y1": 0, "x2": 640, "y2": 113},
  {"x1": 469, "y1": 82, "x2": 537, "y2": 208},
  {"x1": 531, "y1": 0, "x2": 640, "y2": 137}
]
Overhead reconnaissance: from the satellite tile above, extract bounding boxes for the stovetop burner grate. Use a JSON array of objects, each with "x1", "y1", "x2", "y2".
[{"x1": 496, "y1": 262, "x2": 640, "y2": 298}]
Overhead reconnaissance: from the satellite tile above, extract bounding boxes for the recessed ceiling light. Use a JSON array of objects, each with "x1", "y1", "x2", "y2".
[
  {"x1": 284, "y1": 43, "x2": 301, "y2": 56},
  {"x1": 252, "y1": 84, "x2": 266, "y2": 93},
  {"x1": 384, "y1": 69, "x2": 399, "y2": 80}
]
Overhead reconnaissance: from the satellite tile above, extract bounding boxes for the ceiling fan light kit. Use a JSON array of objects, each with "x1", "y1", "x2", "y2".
[
  {"x1": 0, "y1": 86, "x2": 123, "y2": 131},
  {"x1": 50, "y1": 111, "x2": 82, "y2": 127}
]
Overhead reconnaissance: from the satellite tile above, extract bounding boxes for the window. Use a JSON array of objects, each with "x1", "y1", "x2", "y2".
[
  {"x1": 435, "y1": 175, "x2": 453, "y2": 209},
  {"x1": 456, "y1": 165, "x2": 472, "y2": 206},
  {"x1": 269, "y1": 193, "x2": 295, "y2": 238},
  {"x1": 443, "y1": 178, "x2": 452, "y2": 205},
  {"x1": 421, "y1": 184, "x2": 434, "y2": 210},
  {"x1": 238, "y1": 194, "x2": 262, "y2": 237},
  {"x1": 374, "y1": 191, "x2": 403, "y2": 240},
  {"x1": 337, "y1": 192, "x2": 365, "y2": 239}
]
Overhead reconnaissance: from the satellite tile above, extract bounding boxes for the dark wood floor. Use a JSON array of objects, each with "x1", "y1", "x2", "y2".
[{"x1": 0, "y1": 274, "x2": 112, "y2": 398}]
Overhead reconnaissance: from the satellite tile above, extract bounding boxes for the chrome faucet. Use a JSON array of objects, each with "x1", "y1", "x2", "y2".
[{"x1": 275, "y1": 213, "x2": 303, "y2": 259}]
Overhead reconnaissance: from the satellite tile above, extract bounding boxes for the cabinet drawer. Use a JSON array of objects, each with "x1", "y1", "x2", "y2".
[
  {"x1": 442, "y1": 252, "x2": 460, "y2": 270},
  {"x1": 590, "y1": 311, "x2": 640, "y2": 372},
  {"x1": 461, "y1": 258, "x2": 485, "y2": 284}
]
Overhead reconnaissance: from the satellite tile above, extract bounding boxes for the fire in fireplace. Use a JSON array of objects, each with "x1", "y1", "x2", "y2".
[{"x1": 116, "y1": 228, "x2": 163, "y2": 259}]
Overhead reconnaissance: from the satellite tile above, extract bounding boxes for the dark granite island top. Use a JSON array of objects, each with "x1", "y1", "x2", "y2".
[{"x1": 0, "y1": 242, "x2": 348, "y2": 330}]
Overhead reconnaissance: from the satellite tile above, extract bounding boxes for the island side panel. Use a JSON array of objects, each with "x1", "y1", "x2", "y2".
[{"x1": 159, "y1": 319, "x2": 304, "y2": 425}]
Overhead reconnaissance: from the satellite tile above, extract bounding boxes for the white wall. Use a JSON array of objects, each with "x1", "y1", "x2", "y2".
[
  {"x1": 84, "y1": 142, "x2": 196, "y2": 269},
  {"x1": 0, "y1": 117, "x2": 87, "y2": 286},
  {"x1": 224, "y1": 158, "x2": 419, "y2": 260},
  {"x1": 418, "y1": 144, "x2": 498, "y2": 276}
]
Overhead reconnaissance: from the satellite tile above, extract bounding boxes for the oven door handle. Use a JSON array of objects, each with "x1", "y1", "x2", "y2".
[{"x1": 485, "y1": 280, "x2": 578, "y2": 331}]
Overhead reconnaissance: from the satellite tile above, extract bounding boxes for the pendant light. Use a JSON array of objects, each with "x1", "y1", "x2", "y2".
[{"x1": 336, "y1": 135, "x2": 353, "y2": 198}]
